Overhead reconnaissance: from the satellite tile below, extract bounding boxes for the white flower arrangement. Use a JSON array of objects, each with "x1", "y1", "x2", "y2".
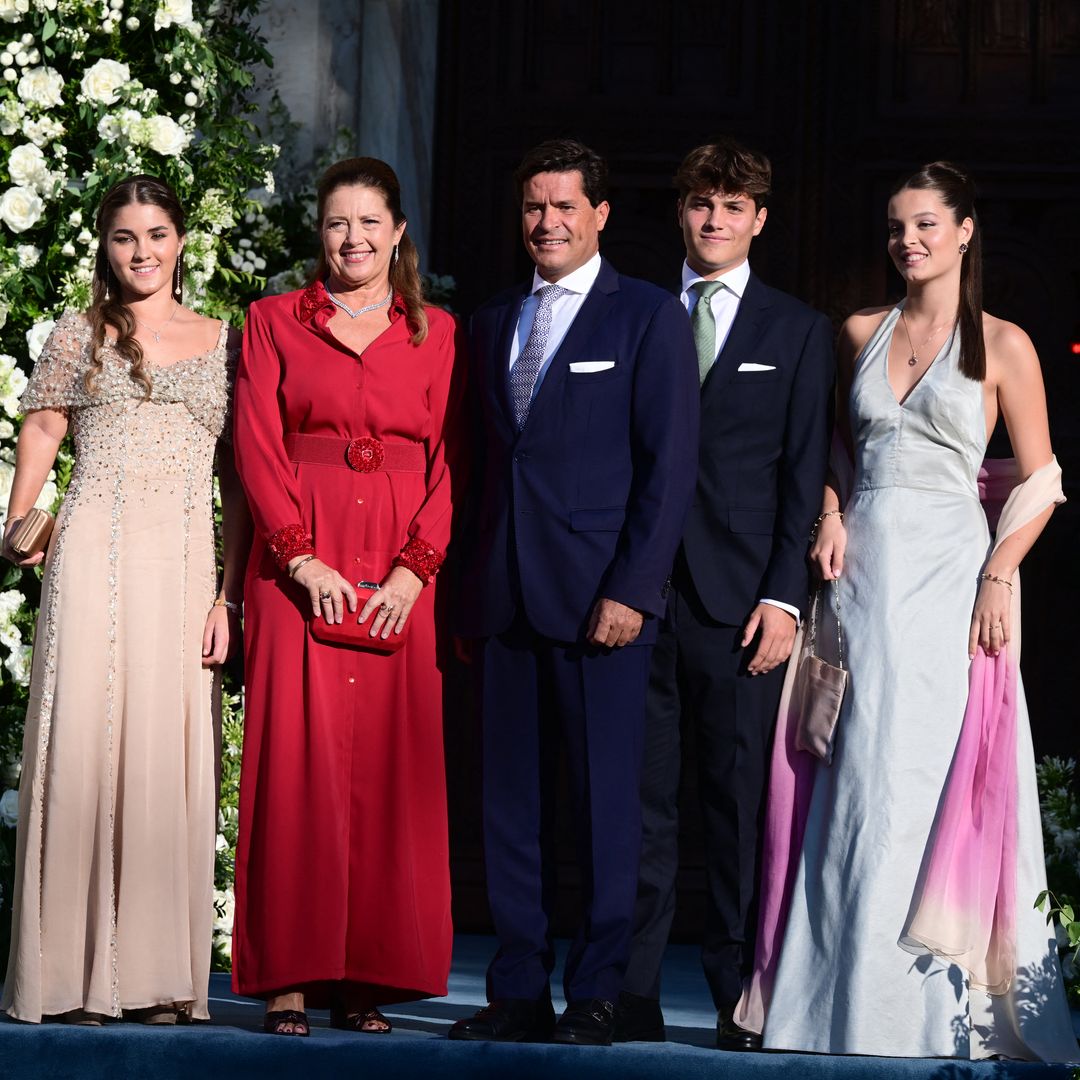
[{"x1": 79, "y1": 56, "x2": 129, "y2": 104}]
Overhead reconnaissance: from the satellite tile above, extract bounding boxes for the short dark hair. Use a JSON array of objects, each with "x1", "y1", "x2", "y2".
[
  {"x1": 674, "y1": 138, "x2": 772, "y2": 209},
  {"x1": 514, "y1": 138, "x2": 608, "y2": 207}
]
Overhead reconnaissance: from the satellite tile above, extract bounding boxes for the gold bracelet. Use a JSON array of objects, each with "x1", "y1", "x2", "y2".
[
  {"x1": 213, "y1": 597, "x2": 241, "y2": 613},
  {"x1": 981, "y1": 572, "x2": 1014, "y2": 593},
  {"x1": 288, "y1": 553, "x2": 316, "y2": 578},
  {"x1": 810, "y1": 509, "x2": 844, "y2": 541}
]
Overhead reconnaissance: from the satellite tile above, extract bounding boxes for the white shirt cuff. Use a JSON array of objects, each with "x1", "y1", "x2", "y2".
[{"x1": 760, "y1": 597, "x2": 801, "y2": 623}]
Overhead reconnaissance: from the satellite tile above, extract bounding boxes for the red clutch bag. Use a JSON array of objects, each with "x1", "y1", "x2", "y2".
[{"x1": 308, "y1": 582, "x2": 408, "y2": 653}]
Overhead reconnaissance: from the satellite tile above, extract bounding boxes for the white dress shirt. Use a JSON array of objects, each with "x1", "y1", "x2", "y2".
[
  {"x1": 680, "y1": 258, "x2": 800, "y2": 625},
  {"x1": 509, "y1": 252, "x2": 603, "y2": 399}
]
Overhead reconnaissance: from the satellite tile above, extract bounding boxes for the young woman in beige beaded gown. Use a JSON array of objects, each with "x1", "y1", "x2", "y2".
[{"x1": 0, "y1": 176, "x2": 247, "y2": 1024}]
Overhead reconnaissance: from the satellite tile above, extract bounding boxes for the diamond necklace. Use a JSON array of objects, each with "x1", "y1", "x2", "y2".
[
  {"x1": 325, "y1": 281, "x2": 393, "y2": 319},
  {"x1": 133, "y1": 301, "x2": 179, "y2": 344},
  {"x1": 900, "y1": 309, "x2": 955, "y2": 367}
]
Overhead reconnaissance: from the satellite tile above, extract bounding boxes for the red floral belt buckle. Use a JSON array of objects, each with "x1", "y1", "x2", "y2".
[{"x1": 346, "y1": 436, "x2": 385, "y2": 472}]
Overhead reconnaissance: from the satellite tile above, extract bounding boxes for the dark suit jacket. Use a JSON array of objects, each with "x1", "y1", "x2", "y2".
[
  {"x1": 458, "y1": 258, "x2": 700, "y2": 644},
  {"x1": 680, "y1": 270, "x2": 835, "y2": 625}
]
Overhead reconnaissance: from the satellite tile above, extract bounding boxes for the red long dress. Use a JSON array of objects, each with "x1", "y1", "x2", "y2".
[{"x1": 231, "y1": 282, "x2": 462, "y2": 1005}]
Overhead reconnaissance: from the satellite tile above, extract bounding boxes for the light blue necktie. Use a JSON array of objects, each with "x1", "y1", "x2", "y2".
[{"x1": 509, "y1": 283, "x2": 567, "y2": 429}]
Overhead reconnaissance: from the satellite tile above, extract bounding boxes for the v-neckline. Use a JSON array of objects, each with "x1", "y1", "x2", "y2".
[{"x1": 884, "y1": 305, "x2": 954, "y2": 409}]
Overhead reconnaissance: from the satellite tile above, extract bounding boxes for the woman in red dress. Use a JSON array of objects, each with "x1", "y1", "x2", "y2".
[{"x1": 231, "y1": 157, "x2": 464, "y2": 1036}]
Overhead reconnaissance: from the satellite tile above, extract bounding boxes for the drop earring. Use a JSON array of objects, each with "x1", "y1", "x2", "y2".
[
  {"x1": 392, "y1": 243, "x2": 399, "y2": 269},
  {"x1": 104, "y1": 265, "x2": 110, "y2": 302},
  {"x1": 959, "y1": 242, "x2": 968, "y2": 254},
  {"x1": 174, "y1": 250, "x2": 183, "y2": 299}
]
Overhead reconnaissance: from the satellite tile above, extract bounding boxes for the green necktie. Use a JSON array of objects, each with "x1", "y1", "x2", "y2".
[{"x1": 690, "y1": 280, "x2": 724, "y2": 385}]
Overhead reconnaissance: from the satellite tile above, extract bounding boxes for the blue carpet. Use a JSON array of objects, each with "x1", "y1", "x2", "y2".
[{"x1": 1, "y1": 935, "x2": 1076, "y2": 1078}]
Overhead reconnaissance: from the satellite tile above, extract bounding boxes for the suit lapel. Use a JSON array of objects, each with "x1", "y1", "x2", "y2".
[
  {"x1": 521, "y1": 259, "x2": 619, "y2": 432},
  {"x1": 491, "y1": 284, "x2": 528, "y2": 432},
  {"x1": 702, "y1": 272, "x2": 772, "y2": 395}
]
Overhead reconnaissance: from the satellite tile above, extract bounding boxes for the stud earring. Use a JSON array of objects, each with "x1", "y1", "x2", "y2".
[{"x1": 959, "y1": 242, "x2": 968, "y2": 254}]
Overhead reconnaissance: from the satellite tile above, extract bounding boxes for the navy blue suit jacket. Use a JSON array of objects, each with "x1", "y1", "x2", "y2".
[
  {"x1": 681, "y1": 271, "x2": 835, "y2": 625},
  {"x1": 458, "y1": 258, "x2": 700, "y2": 644}
]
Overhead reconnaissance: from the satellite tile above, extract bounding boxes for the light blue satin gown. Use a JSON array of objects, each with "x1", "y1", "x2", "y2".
[{"x1": 762, "y1": 305, "x2": 1076, "y2": 1060}]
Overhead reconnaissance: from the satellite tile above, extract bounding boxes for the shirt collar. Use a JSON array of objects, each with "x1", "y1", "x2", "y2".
[
  {"x1": 529, "y1": 251, "x2": 603, "y2": 296},
  {"x1": 298, "y1": 279, "x2": 407, "y2": 327},
  {"x1": 681, "y1": 258, "x2": 751, "y2": 300}
]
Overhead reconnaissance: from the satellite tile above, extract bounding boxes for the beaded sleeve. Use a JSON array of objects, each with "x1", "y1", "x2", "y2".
[{"x1": 392, "y1": 536, "x2": 445, "y2": 585}]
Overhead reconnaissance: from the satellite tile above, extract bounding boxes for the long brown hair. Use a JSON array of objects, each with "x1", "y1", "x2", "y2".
[
  {"x1": 88, "y1": 175, "x2": 187, "y2": 398},
  {"x1": 312, "y1": 157, "x2": 428, "y2": 345},
  {"x1": 891, "y1": 161, "x2": 984, "y2": 381}
]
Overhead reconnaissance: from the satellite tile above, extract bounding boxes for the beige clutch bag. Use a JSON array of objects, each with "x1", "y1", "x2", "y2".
[
  {"x1": 8, "y1": 507, "x2": 55, "y2": 558},
  {"x1": 793, "y1": 581, "x2": 848, "y2": 765}
]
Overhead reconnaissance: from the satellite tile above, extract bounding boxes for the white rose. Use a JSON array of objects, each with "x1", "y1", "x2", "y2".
[
  {"x1": 35, "y1": 476, "x2": 56, "y2": 510},
  {"x1": 0, "y1": 788, "x2": 18, "y2": 829},
  {"x1": 155, "y1": 0, "x2": 193, "y2": 30},
  {"x1": 0, "y1": 0, "x2": 30, "y2": 24},
  {"x1": 0, "y1": 301, "x2": 6, "y2": 329},
  {"x1": 142, "y1": 113, "x2": 189, "y2": 157},
  {"x1": 80, "y1": 57, "x2": 129, "y2": 105},
  {"x1": 0, "y1": 459, "x2": 12, "y2": 509},
  {"x1": 7, "y1": 140, "x2": 48, "y2": 190},
  {"x1": 0, "y1": 419, "x2": 13, "y2": 439},
  {"x1": 0, "y1": 184, "x2": 43, "y2": 232},
  {"x1": 4, "y1": 642, "x2": 33, "y2": 686},
  {"x1": 26, "y1": 318, "x2": 54, "y2": 361},
  {"x1": 16, "y1": 64, "x2": 62, "y2": 109}
]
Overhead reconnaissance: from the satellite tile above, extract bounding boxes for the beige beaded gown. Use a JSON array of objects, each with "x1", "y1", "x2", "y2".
[{"x1": 1, "y1": 312, "x2": 234, "y2": 1022}]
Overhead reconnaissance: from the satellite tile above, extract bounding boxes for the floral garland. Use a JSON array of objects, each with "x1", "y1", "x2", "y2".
[{"x1": 0, "y1": 0, "x2": 296, "y2": 970}]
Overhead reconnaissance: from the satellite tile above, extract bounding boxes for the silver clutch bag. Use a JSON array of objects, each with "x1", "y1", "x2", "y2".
[{"x1": 793, "y1": 581, "x2": 848, "y2": 765}]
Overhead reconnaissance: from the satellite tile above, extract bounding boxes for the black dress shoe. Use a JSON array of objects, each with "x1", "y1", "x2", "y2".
[
  {"x1": 716, "y1": 1004, "x2": 762, "y2": 1052},
  {"x1": 551, "y1": 998, "x2": 617, "y2": 1046},
  {"x1": 613, "y1": 991, "x2": 665, "y2": 1042},
  {"x1": 447, "y1": 998, "x2": 555, "y2": 1042}
]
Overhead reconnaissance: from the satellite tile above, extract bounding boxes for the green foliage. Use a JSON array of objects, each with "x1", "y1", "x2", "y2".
[{"x1": 1036, "y1": 756, "x2": 1080, "y2": 1005}]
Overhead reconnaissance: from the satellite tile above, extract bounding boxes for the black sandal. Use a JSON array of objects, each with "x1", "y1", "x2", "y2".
[
  {"x1": 329, "y1": 1005, "x2": 392, "y2": 1034},
  {"x1": 263, "y1": 1008, "x2": 310, "y2": 1036}
]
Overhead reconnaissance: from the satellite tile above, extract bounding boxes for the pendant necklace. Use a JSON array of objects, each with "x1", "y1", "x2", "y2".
[
  {"x1": 900, "y1": 309, "x2": 955, "y2": 367},
  {"x1": 134, "y1": 301, "x2": 179, "y2": 344},
  {"x1": 325, "y1": 282, "x2": 393, "y2": 318}
]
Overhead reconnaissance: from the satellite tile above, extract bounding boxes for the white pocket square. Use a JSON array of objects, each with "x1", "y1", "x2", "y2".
[
  {"x1": 569, "y1": 361, "x2": 615, "y2": 373},
  {"x1": 737, "y1": 362, "x2": 776, "y2": 372}
]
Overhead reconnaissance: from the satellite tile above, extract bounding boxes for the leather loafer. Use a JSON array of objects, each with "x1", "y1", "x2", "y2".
[
  {"x1": 613, "y1": 990, "x2": 665, "y2": 1042},
  {"x1": 716, "y1": 1004, "x2": 762, "y2": 1052},
  {"x1": 447, "y1": 997, "x2": 555, "y2": 1042},
  {"x1": 551, "y1": 998, "x2": 617, "y2": 1046}
]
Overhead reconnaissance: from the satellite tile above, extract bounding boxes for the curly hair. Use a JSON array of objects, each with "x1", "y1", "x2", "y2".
[
  {"x1": 87, "y1": 175, "x2": 186, "y2": 399},
  {"x1": 674, "y1": 138, "x2": 772, "y2": 209}
]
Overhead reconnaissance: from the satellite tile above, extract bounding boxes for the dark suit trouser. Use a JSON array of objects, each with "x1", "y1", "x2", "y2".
[
  {"x1": 624, "y1": 573, "x2": 784, "y2": 1009},
  {"x1": 480, "y1": 616, "x2": 651, "y2": 1005}
]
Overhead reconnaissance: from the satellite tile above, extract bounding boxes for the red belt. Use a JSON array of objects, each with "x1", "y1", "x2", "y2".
[{"x1": 284, "y1": 432, "x2": 426, "y2": 474}]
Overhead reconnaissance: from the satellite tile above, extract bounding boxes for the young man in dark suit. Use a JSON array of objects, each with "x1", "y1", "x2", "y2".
[
  {"x1": 618, "y1": 138, "x2": 835, "y2": 1050},
  {"x1": 450, "y1": 139, "x2": 699, "y2": 1047}
]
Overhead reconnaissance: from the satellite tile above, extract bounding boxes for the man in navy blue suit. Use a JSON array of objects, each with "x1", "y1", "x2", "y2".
[
  {"x1": 616, "y1": 139, "x2": 835, "y2": 1049},
  {"x1": 449, "y1": 139, "x2": 699, "y2": 1047}
]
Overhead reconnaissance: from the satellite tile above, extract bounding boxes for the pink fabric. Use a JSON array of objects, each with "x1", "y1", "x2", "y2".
[{"x1": 736, "y1": 456, "x2": 1064, "y2": 1029}]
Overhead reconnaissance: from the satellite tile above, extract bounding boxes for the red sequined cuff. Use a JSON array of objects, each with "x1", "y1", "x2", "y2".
[
  {"x1": 392, "y1": 536, "x2": 444, "y2": 585},
  {"x1": 267, "y1": 523, "x2": 315, "y2": 570}
]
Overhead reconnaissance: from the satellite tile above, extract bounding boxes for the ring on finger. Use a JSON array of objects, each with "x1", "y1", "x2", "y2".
[
  {"x1": 988, "y1": 623, "x2": 1001, "y2": 632},
  {"x1": 319, "y1": 589, "x2": 332, "y2": 601}
]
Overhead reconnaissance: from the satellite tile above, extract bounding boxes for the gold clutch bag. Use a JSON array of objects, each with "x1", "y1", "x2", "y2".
[{"x1": 8, "y1": 507, "x2": 55, "y2": 558}]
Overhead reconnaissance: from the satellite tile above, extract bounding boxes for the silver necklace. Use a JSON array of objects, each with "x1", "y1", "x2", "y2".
[
  {"x1": 133, "y1": 301, "x2": 179, "y2": 344},
  {"x1": 325, "y1": 282, "x2": 393, "y2": 319},
  {"x1": 900, "y1": 309, "x2": 955, "y2": 367}
]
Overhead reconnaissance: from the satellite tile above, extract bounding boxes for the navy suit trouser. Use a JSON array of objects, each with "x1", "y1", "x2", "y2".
[
  {"x1": 480, "y1": 614, "x2": 651, "y2": 1005},
  {"x1": 624, "y1": 567, "x2": 785, "y2": 1009}
]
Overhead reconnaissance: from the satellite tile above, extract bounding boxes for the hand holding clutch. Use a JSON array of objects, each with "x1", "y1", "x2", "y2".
[{"x1": 4, "y1": 507, "x2": 54, "y2": 564}]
